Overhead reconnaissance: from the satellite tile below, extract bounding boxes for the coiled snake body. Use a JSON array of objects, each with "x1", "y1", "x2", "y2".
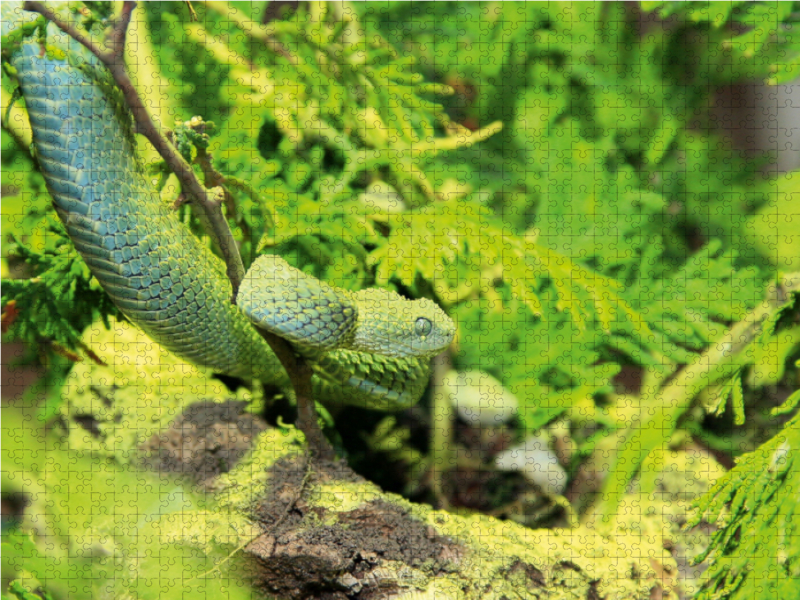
[{"x1": 7, "y1": 15, "x2": 454, "y2": 410}]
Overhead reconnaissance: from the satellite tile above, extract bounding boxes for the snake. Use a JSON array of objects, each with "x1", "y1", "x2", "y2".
[{"x1": 4, "y1": 9, "x2": 455, "y2": 411}]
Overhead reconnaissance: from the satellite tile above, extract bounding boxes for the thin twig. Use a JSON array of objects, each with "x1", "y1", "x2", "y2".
[
  {"x1": 184, "y1": 1, "x2": 198, "y2": 22},
  {"x1": 22, "y1": 0, "x2": 245, "y2": 294},
  {"x1": 23, "y1": 1, "x2": 108, "y2": 60},
  {"x1": 195, "y1": 147, "x2": 253, "y2": 251},
  {"x1": 106, "y1": 1, "x2": 133, "y2": 58},
  {"x1": 268, "y1": 450, "x2": 312, "y2": 554}
]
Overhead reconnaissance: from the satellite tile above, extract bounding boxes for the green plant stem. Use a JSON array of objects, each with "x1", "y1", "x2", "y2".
[
  {"x1": 597, "y1": 272, "x2": 800, "y2": 522},
  {"x1": 430, "y1": 351, "x2": 454, "y2": 508}
]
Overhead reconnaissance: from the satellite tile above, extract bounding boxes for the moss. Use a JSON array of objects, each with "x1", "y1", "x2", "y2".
[
  {"x1": 62, "y1": 321, "x2": 251, "y2": 457},
  {"x1": 213, "y1": 427, "x2": 306, "y2": 513},
  {"x1": 586, "y1": 447, "x2": 725, "y2": 598},
  {"x1": 299, "y1": 479, "x2": 672, "y2": 599},
  {"x1": 310, "y1": 480, "x2": 384, "y2": 514}
]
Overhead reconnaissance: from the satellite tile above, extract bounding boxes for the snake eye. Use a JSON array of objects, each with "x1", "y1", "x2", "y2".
[{"x1": 414, "y1": 317, "x2": 432, "y2": 337}]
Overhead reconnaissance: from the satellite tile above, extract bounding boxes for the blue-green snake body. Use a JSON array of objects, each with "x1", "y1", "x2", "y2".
[{"x1": 6, "y1": 13, "x2": 454, "y2": 410}]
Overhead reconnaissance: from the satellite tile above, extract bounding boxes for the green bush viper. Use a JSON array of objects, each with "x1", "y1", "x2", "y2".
[{"x1": 5, "y1": 8, "x2": 455, "y2": 411}]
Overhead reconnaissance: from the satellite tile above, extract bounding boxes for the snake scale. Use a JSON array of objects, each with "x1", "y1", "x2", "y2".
[{"x1": 5, "y1": 10, "x2": 455, "y2": 411}]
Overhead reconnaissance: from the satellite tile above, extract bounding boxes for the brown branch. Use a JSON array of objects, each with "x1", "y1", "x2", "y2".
[
  {"x1": 107, "y1": 1, "x2": 134, "y2": 58},
  {"x1": 195, "y1": 148, "x2": 253, "y2": 251},
  {"x1": 255, "y1": 328, "x2": 334, "y2": 461},
  {"x1": 184, "y1": 1, "x2": 199, "y2": 22},
  {"x1": 23, "y1": 1, "x2": 109, "y2": 60},
  {"x1": 22, "y1": 0, "x2": 245, "y2": 294},
  {"x1": 267, "y1": 449, "x2": 312, "y2": 554}
]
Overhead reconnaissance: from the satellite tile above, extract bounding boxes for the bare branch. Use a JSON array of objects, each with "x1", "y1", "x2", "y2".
[
  {"x1": 184, "y1": 1, "x2": 199, "y2": 22},
  {"x1": 22, "y1": 0, "x2": 245, "y2": 294},
  {"x1": 23, "y1": 1, "x2": 112, "y2": 61},
  {"x1": 195, "y1": 147, "x2": 254, "y2": 253},
  {"x1": 255, "y1": 328, "x2": 335, "y2": 461},
  {"x1": 106, "y1": 1, "x2": 135, "y2": 59}
]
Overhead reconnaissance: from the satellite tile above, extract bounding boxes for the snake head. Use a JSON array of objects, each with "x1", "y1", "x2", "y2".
[
  {"x1": 237, "y1": 255, "x2": 359, "y2": 351},
  {"x1": 238, "y1": 255, "x2": 455, "y2": 360},
  {"x1": 350, "y1": 288, "x2": 455, "y2": 359}
]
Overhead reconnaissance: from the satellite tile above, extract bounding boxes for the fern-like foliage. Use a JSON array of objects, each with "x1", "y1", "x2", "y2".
[
  {"x1": 1, "y1": 2, "x2": 778, "y2": 432},
  {"x1": 690, "y1": 405, "x2": 800, "y2": 599},
  {"x1": 4, "y1": 2, "x2": 800, "y2": 597},
  {"x1": 180, "y1": 1, "x2": 500, "y2": 205},
  {"x1": 1, "y1": 218, "x2": 119, "y2": 357},
  {"x1": 643, "y1": 1, "x2": 800, "y2": 84},
  {"x1": 2, "y1": 1, "x2": 650, "y2": 388},
  {"x1": 143, "y1": 1, "x2": 652, "y2": 340},
  {"x1": 617, "y1": 241, "x2": 763, "y2": 366},
  {"x1": 454, "y1": 287, "x2": 622, "y2": 435}
]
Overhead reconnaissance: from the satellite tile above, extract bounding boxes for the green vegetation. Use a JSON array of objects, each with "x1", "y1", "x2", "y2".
[{"x1": 3, "y1": 2, "x2": 800, "y2": 598}]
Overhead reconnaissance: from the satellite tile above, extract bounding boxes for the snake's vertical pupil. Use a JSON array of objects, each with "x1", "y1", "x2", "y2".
[{"x1": 415, "y1": 317, "x2": 432, "y2": 337}]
